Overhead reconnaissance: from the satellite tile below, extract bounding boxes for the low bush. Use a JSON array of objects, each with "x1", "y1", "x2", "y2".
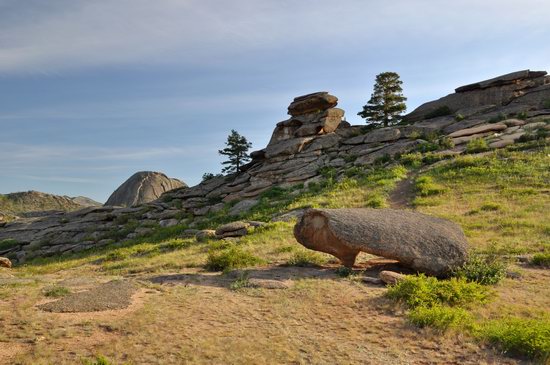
[
  {"x1": 365, "y1": 194, "x2": 386, "y2": 208},
  {"x1": 438, "y1": 136, "x2": 455, "y2": 149},
  {"x1": 453, "y1": 255, "x2": 507, "y2": 285},
  {"x1": 407, "y1": 304, "x2": 472, "y2": 331},
  {"x1": 229, "y1": 271, "x2": 251, "y2": 290},
  {"x1": 43, "y1": 286, "x2": 71, "y2": 298},
  {"x1": 386, "y1": 274, "x2": 491, "y2": 309},
  {"x1": 531, "y1": 252, "x2": 550, "y2": 268},
  {"x1": 479, "y1": 202, "x2": 502, "y2": 212},
  {"x1": 286, "y1": 250, "x2": 327, "y2": 267},
  {"x1": 0, "y1": 239, "x2": 19, "y2": 251},
  {"x1": 415, "y1": 176, "x2": 446, "y2": 197},
  {"x1": 481, "y1": 317, "x2": 550, "y2": 360},
  {"x1": 455, "y1": 113, "x2": 465, "y2": 122},
  {"x1": 487, "y1": 113, "x2": 507, "y2": 124},
  {"x1": 400, "y1": 152, "x2": 423, "y2": 168},
  {"x1": 543, "y1": 99, "x2": 550, "y2": 109},
  {"x1": 205, "y1": 246, "x2": 263, "y2": 272},
  {"x1": 465, "y1": 138, "x2": 489, "y2": 153}
]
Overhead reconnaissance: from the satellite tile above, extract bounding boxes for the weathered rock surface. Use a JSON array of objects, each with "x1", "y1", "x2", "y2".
[
  {"x1": 215, "y1": 221, "x2": 251, "y2": 239},
  {"x1": 294, "y1": 208, "x2": 469, "y2": 275},
  {"x1": 379, "y1": 271, "x2": 406, "y2": 285},
  {"x1": 0, "y1": 257, "x2": 12, "y2": 268},
  {"x1": 105, "y1": 171, "x2": 186, "y2": 207}
]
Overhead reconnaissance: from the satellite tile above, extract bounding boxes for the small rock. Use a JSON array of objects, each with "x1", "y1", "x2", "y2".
[
  {"x1": 215, "y1": 221, "x2": 250, "y2": 238},
  {"x1": 247, "y1": 221, "x2": 265, "y2": 228},
  {"x1": 248, "y1": 278, "x2": 292, "y2": 289},
  {"x1": 195, "y1": 230, "x2": 216, "y2": 242},
  {"x1": 379, "y1": 271, "x2": 406, "y2": 285},
  {"x1": 0, "y1": 257, "x2": 12, "y2": 268},
  {"x1": 159, "y1": 219, "x2": 179, "y2": 228}
]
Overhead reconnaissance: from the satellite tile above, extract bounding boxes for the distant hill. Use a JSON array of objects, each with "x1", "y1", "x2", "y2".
[{"x1": 0, "y1": 191, "x2": 100, "y2": 217}]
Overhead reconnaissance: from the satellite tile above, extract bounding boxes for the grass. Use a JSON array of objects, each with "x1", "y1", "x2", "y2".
[
  {"x1": 286, "y1": 249, "x2": 328, "y2": 267},
  {"x1": 465, "y1": 138, "x2": 489, "y2": 153},
  {"x1": 452, "y1": 255, "x2": 507, "y2": 285},
  {"x1": 386, "y1": 274, "x2": 491, "y2": 309},
  {"x1": 414, "y1": 176, "x2": 446, "y2": 197},
  {"x1": 480, "y1": 317, "x2": 550, "y2": 360},
  {"x1": 43, "y1": 286, "x2": 71, "y2": 298},
  {"x1": 407, "y1": 305, "x2": 473, "y2": 331},
  {"x1": 205, "y1": 246, "x2": 264, "y2": 272},
  {"x1": 532, "y1": 253, "x2": 550, "y2": 268}
]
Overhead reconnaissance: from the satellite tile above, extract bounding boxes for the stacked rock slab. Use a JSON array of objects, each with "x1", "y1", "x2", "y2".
[{"x1": 1, "y1": 71, "x2": 549, "y2": 264}]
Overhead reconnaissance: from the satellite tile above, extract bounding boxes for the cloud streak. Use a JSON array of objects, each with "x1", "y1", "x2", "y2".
[{"x1": 1, "y1": 0, "x2": 549, "y2": 74}]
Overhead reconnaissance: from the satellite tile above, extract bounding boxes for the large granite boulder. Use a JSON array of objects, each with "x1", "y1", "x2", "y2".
[
  {"x1": 294, "y1": 208, "x2": 468, "y2": 275},
  {"x1": 287, "y1": 92, "x2": 338, "y2": 116},
  {"x1": 105, "y1": 171, "x2": 186, "y2": 207}
]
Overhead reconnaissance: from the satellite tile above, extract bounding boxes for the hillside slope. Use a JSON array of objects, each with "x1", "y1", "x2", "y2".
[{"x1": 0, "y1": 191, "x2": 100, "y2": 217}]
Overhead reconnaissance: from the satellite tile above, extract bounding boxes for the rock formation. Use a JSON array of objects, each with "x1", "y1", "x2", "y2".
[
  {"x1": 0, "y1": 70, "x2": 548, "y2": 265},
  {"x1": 105, "y1": 171, "x2": 186, "y2": 207},
  {"x1": 293, "y1": 208, "x2": 469, "y2": 275},
  {"x1": 0, "y1": 191, "x2": 87, "y2": 216}
]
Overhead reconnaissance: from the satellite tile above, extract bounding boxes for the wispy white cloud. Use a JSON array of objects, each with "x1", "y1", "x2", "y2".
[{"x1": 1, "y1": 0, "x2": 549, "y2": 74}]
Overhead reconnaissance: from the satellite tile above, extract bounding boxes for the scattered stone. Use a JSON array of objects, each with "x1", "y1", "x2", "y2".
[
  {"x1": 0, "y1": 257, "x2": 12, "y2": 268},
  {"x1": 215, "y1": 221, "x2": 251, "y2": 238},
  {"x1": 379, "y1": 271, "x2": 406, "y2": 285},
  {"x1": 159, "y1": 219, "x2": 179, "y2": 228},
  {"x1": 294, "y1": 208, "x2": 468, "y2": 275},
  {"x1": 195, "y1": 230, "x2": 216, "y2": 242}
]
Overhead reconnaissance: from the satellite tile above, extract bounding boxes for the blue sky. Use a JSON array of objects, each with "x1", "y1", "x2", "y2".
[{"x1": 1, "y1": 0, "x2": 549, "y2": 203}]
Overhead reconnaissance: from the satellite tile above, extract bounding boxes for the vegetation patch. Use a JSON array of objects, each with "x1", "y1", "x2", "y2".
[
  {"x1": 414, "y1": 176, "x2": 446, "y2": 197},
  {"x1": 43, "y1": 286, "x2": 71, "y2": 298},
  {"x1": 0, "y1": 238, "x2": 19, "y2": 251},
  {"x1": 531, "y1": 252, "x2": 550, "y2": 268},
  {"x1": 480, "y1": 317, "x2": 550, "y2": 360},
  {"x1": 425, "y1": 105, "x2": 452, "y2": 119},
  {"x1": 452, "y1": 255, "x2": 507, "y2": 285},
  {"x1": 205, "y1": 246, "x2": 263, "y2": 272},
  {"x1": 286, "y1": 250, "x2": 327, "y2": 267},
  {"x1": 386, "y1": 274, "x2": 491, "y2": 309},
  {"x1": 465, "y1": 138, "x2": 489, "y2": 153},
  {"x1": 407, "y1": 304, "x2": 473, "y2": 331}
]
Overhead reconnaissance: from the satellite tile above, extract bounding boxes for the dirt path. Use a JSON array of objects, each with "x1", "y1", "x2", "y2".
[{"x1": 389, "y1": 173, "x2": 417, "y2": 209}]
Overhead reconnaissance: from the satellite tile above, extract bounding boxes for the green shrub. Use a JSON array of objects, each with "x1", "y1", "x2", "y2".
[
  {"x1": 374, "y1": 154, "x2": 392, "y2": 165},
  {"x1": 415, "y1": 176, "x2": 446, "y2": 197},
  {"x1": 205, "y1": 246, "x2": 263, "y2": 272},
  {"x1": 455, "y1": 113, "x2": 465, "y2": 122},
  {"x1": 365, "y1": 194, "x2": 386, "y2": 208},
  {"x1": 43, "y1": 286, "x2": 71, "y2": 298},
  {"x1": 82, "y1": 356, "x2": 115, "y2": 365},
  {"x1": 531, "y1": 253, "x2": 550, "y2": 268},
  {"x1": 516, "y1": 111, "x2": 528, "y2": 120},
  {"x1": 386, "y1": 274, "x2": 491, "y2": 309},
  {"x1": 0, "y1": 239, "x2": 18, "y2": 251},
  {"x1": 260, "y1": 186, "x2": 287, "y2": 200},
  {"x1": 465, "y1": 138, "x2": 489, "y2": 153},
  {"x1": 487, "y1": 113, "x2": 507, "y2": 123},
  {"x1": 425, "y1": 106, "x2": 453, "y2": 119},
  {"x1": 479, "y1": 202, "x2": 502, "y2": 211},
  {"x1": 416, "y1": 142, "x2": 439, "y2": 153},
  {"x1": 286, "y1": 250, "x2": 327, "y2": 267},
  {"x1": 335, "y1": 266, "x2": 354, "y2": 277},
  {"x1": 407, "y1": 305, "x2": 473, "y2": 331},
  {"x1": 400, "y1": 152, "x2": 423, "y2": 168},
  {"x1": 543, "y1": 99, "x2": 550, "y2": 109},
  {"x1": 453, "y1": 255, "x2": 506, "y2": 285},
  {"x1": 481, "y1": 318, "x2": 550, "y2": 360},
  {"x1": 438, "y1": 136, "x2": 455, "y2": 149}
]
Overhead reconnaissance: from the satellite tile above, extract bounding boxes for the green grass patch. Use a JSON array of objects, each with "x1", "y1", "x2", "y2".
[
  {"x1": 453, "y1": 255, "x2": 507, "y2": 285},
  {"x1": 465, "y1": 138, "x2": 489, "y2": 153},
  {"x1": 386, "y1": 274, "x2": 491, "y2": 309},
  {"x1": 286, "y1": 250, "x2": 327, "y2": 267},
  {"x1": 531, "y1": 253, "x2": 550, "y2": 268},
  {"x1": 407, "y1": 304, "x2": 473, "y2": 331},
  {"x1": 205, "y1": 246, "x2": 264, "y2": 272},
  {"x1": 0, "y1": 239, "x2": 19, "y2": 251},
  {"x1": 415, "y1": 176, "x2": 446, "y2": 197},
  {"x1": 481, "y1": 317, "x2": 550, "y2": 360},
  {"x1": 43, "y1": 286, "x2": 71, "y2": 298}
]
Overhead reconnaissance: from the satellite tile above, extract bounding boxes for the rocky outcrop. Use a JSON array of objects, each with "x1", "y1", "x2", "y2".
[
  {"x1": 294, "y1": 208, "x2": 469, "y2": 275},
  {"x1": 406, "y1": 70, "x2": 550, "y2": 122},
  {"x1": 105, "y1": 171, "x2": 186, "y2": 207},
  {"x1": 0, "y1": 257, "x2": 12, "y2": 268},
  {"x1": 1, "y1": 71, "x2": 548, "y2": 265},
  {"x1": 0, "y1": 191, "x2": 87, "y2": 216}
]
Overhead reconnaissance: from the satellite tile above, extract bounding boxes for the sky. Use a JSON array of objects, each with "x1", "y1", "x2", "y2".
[{"x1": 1, "y1": 0, "x2": 549, "y2": 203}]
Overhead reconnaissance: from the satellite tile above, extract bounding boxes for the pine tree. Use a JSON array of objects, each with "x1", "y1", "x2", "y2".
[
  {"x1": 358, "y1": 72, "x2": 407, "y2": 127},
  {"x1": 218, "y1": 130, "x2": 252, "y2": 174}
]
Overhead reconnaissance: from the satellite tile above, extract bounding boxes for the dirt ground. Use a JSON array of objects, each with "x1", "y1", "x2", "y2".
[{"x1": 1, "y1": 263, "x2": 535, "y2": 365}]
